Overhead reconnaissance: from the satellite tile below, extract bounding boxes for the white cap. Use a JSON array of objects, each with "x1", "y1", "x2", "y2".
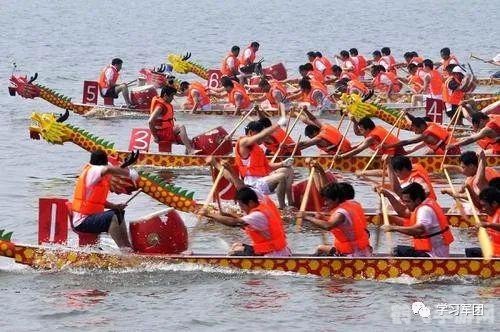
[{"x1": 452, "y1": 66, "x2": 466, "y2": 74}]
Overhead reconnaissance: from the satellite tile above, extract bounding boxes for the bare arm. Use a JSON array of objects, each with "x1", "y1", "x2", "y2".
[
  {"x1": 304, "y1": 212, "x2": 345, "y2": 231},
  {"x1": 386, "y1": 223, "x2": 426, "y2": 237},
  {"x1": 241, "y1": 124, "x2": 280, "y2": 147},
  {"x1": 453, "y1": 128, "x2": 491, "y2": 147},
  {"x1": 387, "y1": 159, "x2": 403, "y2": 197},
  {"x1": 339, "y1": 138, "x2": 372, "y2": 158},
  {"x1": 380, "y1": 188, "x2": 410, "y2": 217},
  {"x1": 204, "y1": 212, "x2": 246, "y2": 227},
  {"x1": 474, "y1": 151, "x2": 488, "y2": 190}
]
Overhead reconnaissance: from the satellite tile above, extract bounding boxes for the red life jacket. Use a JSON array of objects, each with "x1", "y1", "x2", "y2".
[
  {"x1": 405, "y1": 198, "x2": 454, "y2": 251},
  {"x1": 477, "y1": 116, "x2": 500, "y2": 153},
  {"x1": 228, "y1": 82, "x2": 251, "y2": 109},
  {"x1": 487, "y1": 208, "x2": 500, "y2": 257},
  {"x1": 264, "y1": 127, "x2": 295, "y2": 155},
  {"x1": 366, "y1": 126, "x2": 401, "y2": 155},
  {"x1": 240, "y1": 45, "x2": 256, "y2": 66},
  {"x1": 428, "y1": 69, "x2": 443, "y2": 95},
  {"x1": 354, "y1": 55, "x2": 367, "y2": 78},
  {"x1": 72, "y1": 164, "x2": 110, "y2": 215},
  {"x1": 150, "y1": 96, "x2": 175, "y2": 141},
  {"x1": 317, "y1": 124, "x2": 352, "y2": 154},
  {"x1": 307, "y1": 70, "x2": 325, "y2": 83},
  {"x1": 265, "y1": 81, "x2": 287, "y2": 107},
  {"x1": 234, "y1": 138, "x2": 271, "y2": 177},
  {"x1": 303, "y1": 81, "x2": 329, "y2": 107},
  {"x1": 318, "y1": 56, "x2": 333, "y2": 76},
  {"x1": 422, "y1": 123, "x2": 458, "y2": 155},
  {"x1": 98, "y1": 65, "x2": 119, "y2": 90},
  {"x1": 329, "y1": 200, "x2": 370, "y2": 254},
  {"x1": 221, "y1": 53, "x2": 240, "y2": 76},
  {"x1": 381, "y1": 55, "x2": 397, "y2": 74},
  {"x1": 411, "y1": 56, "x2": 424, "y2": 65},
  {"x1": 340, "y1": 71, "x2": 357, "y2": 81},
  {"x1": 400, "y1": 163, "x2": 437, "y2": 200},
  {"x1": 442, "y1": 77, "x2": 465, "y2": 105},
  {"x1": 187, "y1": 82, "x2": 210, "y2": 107},
  {"x1": 245, "y1": 196, "x2": 288, "y2": 254},
  {"x1": 441, "y1": 55, "x2": 459, "y2": 74},
  {"x1": 409, "y1": 70, "x2": 424, "y2": 93}
]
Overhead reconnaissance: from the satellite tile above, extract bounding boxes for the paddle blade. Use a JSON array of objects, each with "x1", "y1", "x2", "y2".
[{"x1": 478, "y1": 227, "x2": 493, "y2": 260}]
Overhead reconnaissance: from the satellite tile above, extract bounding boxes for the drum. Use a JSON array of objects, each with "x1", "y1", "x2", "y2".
[
  {"x1": 129, "y1": 208, "x2": 188, "y2": 254},
  {"x1": 130, "y1": 84, "x2": 157, "y2": 109},
  {"x1": 191, "y1": 126, "x2": 232, "y2": 155},
  {"x1": 138, "y1": 68, "x2": 167, "y2": 88},
  {"x1": 292, "y1": 170, "x2": 337, "y2": 211},
  {"x1": 262, "y1": 62, "x2": 287, "y2": 81}
]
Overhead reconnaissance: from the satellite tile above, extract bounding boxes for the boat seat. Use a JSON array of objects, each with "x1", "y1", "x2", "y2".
[{"x1": 64, "y1": 201, "x2": 99, "y2": 246}]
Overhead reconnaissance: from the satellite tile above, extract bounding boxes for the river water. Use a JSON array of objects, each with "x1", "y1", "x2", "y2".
[{"x1": 1, "y1": 1, "x2": 499, "y2": 331}]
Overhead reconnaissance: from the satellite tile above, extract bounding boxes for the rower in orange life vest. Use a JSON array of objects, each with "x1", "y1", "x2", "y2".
[
  {"x1": 71, "y1": 150, "x2": 140, "y2": 249},
  {"x1": 371, "y1": 50, "x2": 394, "y2": 75},
  {"x1": 216, "y1": 77, "x2": 253, "y2": 113},
  {"x1": 337, "y1": 116, "x2": 405, "y2": 159},
  {"x1": 298, "y1": 106, "x2": 353, "y2": 154},
  {"x1": 349, "y1": 48, "x2": 368, "y2": 79},
  {"x1": 380, "y1": 47, "x2": 397, "y2": 75},
  {"x1": 371, "y1": 65, "x2": 402, "y2": 99},
  {"x1": 98, "y1": 58, "x2": 135, "y2": 108},
  {"x1": 464, "y1": 186, "x2": 500, "y2": 258},
  {"x1": 178, "y1": 81, "x2": 212, "y2": 113},
  {"x1": 200, "y1": 186, "x2": 291, "y2": 257},
  {"x1": 239, "y1": 41, "x2": 260, "y2": 75},
  {"x1": 295, "y1": 78, "x2": 334, "y2": 114},
  {"x1": 437, "y1": 47, "x2": 459, "y2": 76},
  {"x1": 257, "y1": 113, "x2": 299, "y2": 157},
  {"x1": 379, "y1": 182, "x2": 454, "y2": 257},
  {"x1": 405, "y1": 63, "x2": 426, "y2": 106},
  {"x1": 402, "y1": 51, "x2": 424, "y2": 67},
  {"x1": 447, "y1": 112, "x2": 500, "y2": 154},
  {"x1": 421, "y1": 59, "x2": 443, "y2": 100},
  {"x1": 336, "y1": 50, "x2": 357, "y2": 76},
  {"x1": 308, "y1": 51, "x2": 333, "y2": 76},
  {"x1": 442, "y1": 151, "x2": 500, "y2": 209},
  {"x1": 301, "y1": 182, "x2": 372, "y2": 257},
  {"x1": 220, "y1": 45, "x2": 241, "y2": 81},
  {"x1": 148, "y1": 86, "x2": 198, "y2": 154},
  {"x1": 382, "y1": 116, "x2": 460, "y2": 155},
  {"x1": 249, "y1": 78, "x2": 289, "y2": 118}
]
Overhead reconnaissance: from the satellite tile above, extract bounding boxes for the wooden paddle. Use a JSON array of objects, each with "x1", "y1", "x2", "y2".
[
  {"x1": 198, "y1": 166, "x2": 226, "y2": 220},
  {"x1": 290, "y1": 135, "x2": 302, "y2": 157},
  {"x1": 443, "y1": 168, "x2": 466, "y2": 216},
  {"x1": 469, "y1": 53, "x2": 497, "y2": 65},
  {"x1": 328, "y1": 119, "x2": 353, "y2": 169},
  {"x1": 439, "y1": 106, "x2": 462, "y2": 170},
  {"x1": 270, "y1": 107, "x2": 305, "y2": 163},
  {"x1": 296, "y1": 165, "x2": 316, "y2": 231},
  {"x1": 379, "y1": 192, "x2": 393, "y2": 249},
  {"x1": 374, "y1": 159, "x2": 387, "y2": 249},
  {"x1": 464, "y1": 188, "x2": 493, "y2": 260},
  {"x1": 211, "y1": 107, "x2": 254, "y2": 155},
  {"x1": 360, "y1": 111, "x2": 405, "y2": 174}
]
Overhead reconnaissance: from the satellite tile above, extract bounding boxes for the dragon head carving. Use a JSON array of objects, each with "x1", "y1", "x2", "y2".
[
  {"x1": 29, "y1": 110, "x2": 73, "y2": 144},
  {"x1": 167, "y1": 53, "x2": 193, "y2": 74},
  {"x1": 9, "y1": 73, "x2": 41, "y2": 99}
]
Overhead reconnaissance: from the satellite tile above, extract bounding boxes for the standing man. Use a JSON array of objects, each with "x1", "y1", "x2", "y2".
[
  {"x1": 98, "y1": 58, "x2": 134, "y2": 108},
  {"x1": 148, "y1": 86, "x2": 198, "y2": 154},
  {"x1": 421, "y1": 59, "x2": 443, "y2": 100},
  {"x1": 71, "y1": 150, "x2": 139, "y2": 249},
  {"x1": 221, "y1": 46, "x2": 241, "y2": 80},
  {"x1": 437, "y1": 47, "x2": 459, "y2": 75}
]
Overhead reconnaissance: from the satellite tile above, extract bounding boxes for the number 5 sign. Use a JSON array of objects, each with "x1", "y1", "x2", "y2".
[
  {"x1": 82, "y1": 81, "x2": 99, "y2": 104},
  {"x1": 129, "y1": 128, "x2": 152, "y2": 152},
  {"x1": 425, "y1": 98, "x2": 445, "y2": 124}
]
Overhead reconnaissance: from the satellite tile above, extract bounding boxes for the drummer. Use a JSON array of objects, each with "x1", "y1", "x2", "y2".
[
  {"x1": 178, "y1": 81, "x2": 212, "y2": 112},
  {"x1": 201, "y1": 186, "x2": 291, "y2": 257}
]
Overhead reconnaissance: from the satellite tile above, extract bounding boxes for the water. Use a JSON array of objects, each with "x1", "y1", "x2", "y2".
[{"x1": 1, "y1": 0, "x2": 499, "y2": 331}]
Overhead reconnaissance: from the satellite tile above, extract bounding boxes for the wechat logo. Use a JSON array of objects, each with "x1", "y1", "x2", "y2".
[{"x1": 412, "y1": 301, "x2": 431, "y2": 318}]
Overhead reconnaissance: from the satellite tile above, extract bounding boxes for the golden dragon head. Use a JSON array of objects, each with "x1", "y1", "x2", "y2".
[
  {"x1": 167, "y1": 53, "x2": 193, "y2": 74},
  {"x1": 29, "y1": 110, "x2": 73, "y2": 144}
]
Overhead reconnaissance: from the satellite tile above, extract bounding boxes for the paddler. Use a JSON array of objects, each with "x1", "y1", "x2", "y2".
[
  {"x1": 201, "y1": 186, "x2": 291, "y2": 257},
  {"x1": 148, "y1": 86, "x2": 198, "y2": 154},
  {"x1": 239, "y1": 42, "x2": 260, "y2": 75},
  {"x1": 313, "y1": 51, "x2": 334, "y2": 76},
  {"x1": 337, "y1": 50, "x2": 356, "y2": 75},
  {"x1": 386, "y1": 155, "x2": 437, "y2": 200},
  {"x1": 446, "y1": 112, "x2": 500, "y2": 154},
  {"x1": 442, "y1": 151, "x2": 499, "y2": 208},
  {"x1": 71, "y1": 150, "x2": 139, "y2": 249},
  {"x1": 221, "y1": 45, "x2": 241, "y2": 80},
  {"x1": 465, "y1": 186, "x2": 500, "y2": 257},
  {"x1": 381, "y1": 116, "x2": 460, "y2": 155},
  {"x1": 98, "y1": 58, "x2": 135, "y2": 108},
  {"x1": 337, "y1": 117, "x2": 405, "y2": 158},
  {"x1": 294, "y1": 78, "x2": 334, "y2": 114},
  {"x1": 379, "y1": 182, "x2": 454, "y2": 257},
  {"x1": 300, "y1": 182, "x2": 372, "y2": 257},
  {"x1": 257, "y1": 112, "x2": 298, "y2": 156},
  {"x1": 349, "y1": 48, "x2": 368, "y2": 79},
  {"x1": 371, "y1": 65, "x2": 402, "y2": 99},
  {"x1": 298, "y1": 107, "x2": 352, "y2": 154},
  {"x1": 249, "y1": 78, "x2": 289, "y2": 117},
  {"x1": 178, "y1": 81, "x2": 211, "y2": 113},
  {"x1": 421, "y1": 59, "x2": 443, "y2": 100},
  {"x1": 380, "y1": 47, "x2": 397, "y2": 75},
  {"x1": 211, "y1": 77, "x2": 252, "y2": 114}
]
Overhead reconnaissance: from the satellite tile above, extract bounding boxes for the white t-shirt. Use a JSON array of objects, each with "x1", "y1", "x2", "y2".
[
  {"x1": 100, "y1": 67, "x2": 116, "y2": 95},
  {"x1": 378, "y1": 58, "x2": 390, "y2": 70},
  {"x1": 226, "y1": 57, "x2": 236, "y2": 71},
  {"x1": 242, "y1": 210, "x2": 291, "y2": 257},
  {"x1": 243, "y1": 48, "x2": 253, "y2": 63},
  {"x1": 73, "y1": 165, "x2": 107, "y2": 227},
  {"x1": 333, "y1": 208, "x2": 372, "y2": 257},
  {"x1": 314, "y1": 59, "x2": 326, "y2": 72},
  {"x1": 415, "y1": 205, "x2": 450, "y2": 257}
]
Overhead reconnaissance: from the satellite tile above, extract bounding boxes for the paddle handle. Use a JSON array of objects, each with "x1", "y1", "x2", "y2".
[
  {"x1": 198, "y1": 167, "x2": 225, "y2": 219},
  {"x1": 464, "y1": 188, "x2": 493, "y2": 260},
  {"x1": 271, "y1": 107, "x2": 305, "y2": 163},
  {"x1": 443, "y1": 169, "x2": 466, "y2": 214},
  {"x1": 124, "y1": 188, "x2": 143, "y2": 205},
  {"x1": 440, "y1": 106, "x2": 462, "y2": 170},
  {"x1": 290, "y1": 135, "x2": 302, "y2": 158},
  {"x1": 212, "y1": 108, "x2": 253, "y2": 155},
  {"x1": 380, "y1": 193, "x2": 393, "y2": 247},
  {"x1": 296, "y1": 167, "x2": 316, "y2": 231},
  {"x1": 328, "y1": 119, "x2": 353, "y2": 169}
]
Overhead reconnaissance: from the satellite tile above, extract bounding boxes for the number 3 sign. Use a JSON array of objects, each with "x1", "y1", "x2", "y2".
[{"x1": 128, "y1": 128, "x2": 152, "y2": 152}]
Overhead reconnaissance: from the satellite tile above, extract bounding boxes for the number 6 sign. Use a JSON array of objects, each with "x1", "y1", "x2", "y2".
[
  {"x1": 129, "y1": 128, "x2": 152, "y2": 152},
  {"x1": 206, "y1": 69, "x2": 222, "y2": 89}
]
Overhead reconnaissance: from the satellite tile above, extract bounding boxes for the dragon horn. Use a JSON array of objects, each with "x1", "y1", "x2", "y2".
[
  {"x1": 182, "y1": 52, "x2": 191, "y2": 61},
  {"x1": 56, "y1": 109, "x2": 70, "y2": 123},
  {"x1": 28, "y1": 72, "x2": 38, "y2": 83},
  {"x1": 158, "y1": 64, "x2": 166, "y2": 73}
]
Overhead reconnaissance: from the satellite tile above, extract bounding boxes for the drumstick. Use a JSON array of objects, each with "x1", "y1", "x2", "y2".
[
  {"x1": 124, "y1": 189, "x2": 143, "y2": 205},
  {"x1": 270, "y1": 107, "x2": 305, "y2": 163}
]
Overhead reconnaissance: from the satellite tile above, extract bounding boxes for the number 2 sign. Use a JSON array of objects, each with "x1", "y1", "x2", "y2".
[
  {"x1": 128, "y1": 128, "x2": 152, "y2": 152},
  {"x1": 425, "y1": 98, "x2": 445, "y2": 124}
]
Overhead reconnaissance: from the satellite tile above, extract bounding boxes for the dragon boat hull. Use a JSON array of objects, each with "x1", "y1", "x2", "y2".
[{"x1": 0, "y1": 240, "x2": 497, "y2": 280}]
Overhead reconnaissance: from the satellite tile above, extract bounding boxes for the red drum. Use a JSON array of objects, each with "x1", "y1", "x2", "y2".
[
  {"x1": 130, "y1": 85, "x2": 157, "y2": 109},
  {"x1": 262, "y1": 62, "x2": 287, "y2": 81},
  {"x1": 191, "y1": 126, "x2": 232, "y2": 155},
  {"x1": 129, "y1": 208, "x2": 188, "y2": 254},
  {"x1": 248, "y1": 76, "x2": 263, "y2": 93},
  {"x1": 138, "y1": 68, "x2": 167, "y2": 88},
  {"x1": 292, "y1": 170, "x2": 337, "y2": 211}
]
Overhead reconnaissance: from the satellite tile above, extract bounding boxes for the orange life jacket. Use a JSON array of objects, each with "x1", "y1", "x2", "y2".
[
  {"x1": 354, "y1": 55, "x2": 367, "y2": 78},
  {"x1": 264, "y1": 127, "x2": 295, "y2": 155},
  {"x1": 234, "y1": 138, "x2": 271, "y2": 177},
  {"x1": 318, "y1": 57, "x2": 333, "y2": 76},
  {"x1": 465, "y1": 167, "x2": 500, "y2": 194},
  {"x1": 245, "y1": 196, "x2": 288, "y2": 254},
  {"x1": 187, "y1": 82, "x2": 210, "y2": 107},
  {"x1": 98, "y1": 65, "x2": 119, "y2": 90},
  {"x1": 266, "y1": 81, "x2": 287, "y2": 107},
  {"x1": 240, "y1": 45, "x2": 256, "y2": 66},
  {"x1": 228, "y1": 82, "x2": 251, "y2": 109},
  {"x1": 317, "y1": 124, "x2": 352, "y2": 154},
  {"x1": 308, "y1": 70, "x2": 325, "y2": 83},
  {"x1": 150, "y1": 96, "x2": 175, "y2": 141},
  {"x1": 477, "y1": 116, "x2": 500, "y2": 153},
  {"x1": 221, "y1": 53, "x2": 240, "y2": 76},
  {"x1": 347, "y1": 78, "x2": 369, "y2": 95},
  {"x1": 366, "y1": 126, "x2": 401, "y2": 155},
  {"x1": 329, "y1": 200, "x2": 370, "y2": 254},
  {"x1": 428, "y1": 69, "x2": 443, "y2": 95},
  {"x1": 373, "y1": 72, "x2": 401, "y2": 92},
  {"x1": 487, "y1": 208, "x2": 500, "y2": 257},
  {"x1": 442, "y1": 77, "x2": 465, "y2": 105},
  {"x1": 381, "y1": 55, "x2": 397, "y2": 74},
  {"x1": 400, "y1": 163, "x2": 437, "y2": 200},
  {"x1": 422, "y1": 123, "x2": 458, "y2": 154},
  {"x1": 409, "y1": 71, "x2": 424, "y2": 93},
  {"x1": 406, "y1": 198, "x2": 454, "y2": 251},
  {"x1": 72, "y1": 164, "x2": 110, "y2": 215},
  {"x1": 340, "y1": 71, "x2": 357, "y2": 81},
  {"x1": 303, "y1": 81, "x2": 329, "y2": 107},
  {"x1": 411, "y1": 56, "x2": 424, "y2": 65},
  {"x1": 441, "y1": 55, "x2": 459, "y2": 73}
]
